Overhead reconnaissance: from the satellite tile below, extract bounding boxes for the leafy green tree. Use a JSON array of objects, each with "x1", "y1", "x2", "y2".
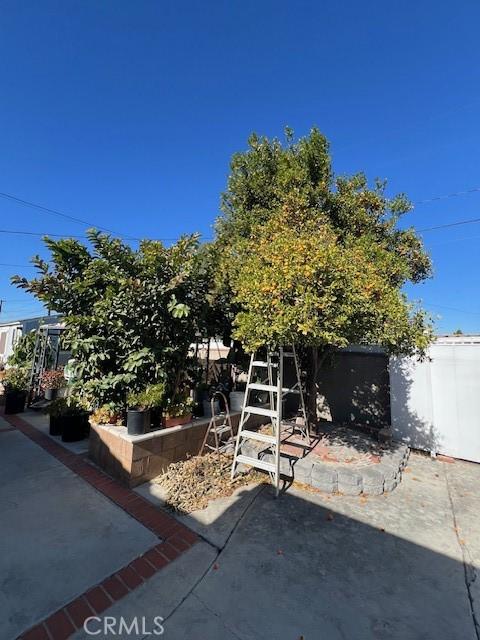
[
  {"x1": 7, "y1": 330, "x2": 36, "y2": 368},
  {"x1": 215, "y1": 128, "x2": 433, "y2": 416},
  {"x1": 12, "y1": 231, "x2": 219, "y2": 409}
]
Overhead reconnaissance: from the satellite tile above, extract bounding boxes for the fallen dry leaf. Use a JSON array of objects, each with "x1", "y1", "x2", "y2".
[{"x1": 152, "y1": 453, "x2": 265, "y2": 513}]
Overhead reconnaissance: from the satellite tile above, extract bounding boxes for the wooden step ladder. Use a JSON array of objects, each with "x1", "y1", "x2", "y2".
[{"x1": 230, "y1": 346, "x2": 309, "y2": 496}]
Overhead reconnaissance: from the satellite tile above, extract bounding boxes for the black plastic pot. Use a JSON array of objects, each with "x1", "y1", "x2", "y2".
[
  {"x1": 4, "y1": 390, "x2": 27, "y2": 415},
  {"x1": 49, "y1": 414, "x2": 64, "y2": 436},
  {"x1": 150, "y1": 407, "x2": 163, "y2": 431},
  {"x1": 61, "y1": 412, "x2": 90, "y2": 442},
  {"x1": 44, "y1": 388, "x2": 58, "y2": 401},
  {"x1": 127, "y1": 409, "x2": 150, "y2": 435}
]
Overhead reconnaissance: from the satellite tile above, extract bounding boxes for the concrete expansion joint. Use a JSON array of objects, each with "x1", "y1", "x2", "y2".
[
  {"x1": 191, "y1": 593, "x2": 245, "y2": 640},
  {"x1": 443, "y1": 465, "x2": 480, "y2": 640}
]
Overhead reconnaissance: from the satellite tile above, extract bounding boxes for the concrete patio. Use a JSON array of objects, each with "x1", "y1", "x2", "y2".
[{"x1": 1, "y1": 410, "x2": 479, "y2": 640}]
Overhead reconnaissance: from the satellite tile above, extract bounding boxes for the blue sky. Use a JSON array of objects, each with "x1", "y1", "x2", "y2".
[{"x1": 0, "y1": 0, "x2": 479, "y2": 333}]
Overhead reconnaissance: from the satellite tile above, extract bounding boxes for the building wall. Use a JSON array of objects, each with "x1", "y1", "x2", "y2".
[{"x1": 0, "y1": 323, "x2": 22, "y2": 365}]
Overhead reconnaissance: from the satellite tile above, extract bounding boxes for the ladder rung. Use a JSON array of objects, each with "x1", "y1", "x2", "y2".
[
  {"x1": 211, "y1": 425, "x2": 231, "y2": 435},
  {"x1": 269, "y1": 351, "x2": 294, "y2": 357},
  {"x1": 206, "y1": 440, "x2": 234, "y2": 451},
  {"x1": 235, "y1": 454, "x2": 275, "y2": 473},
  {"x1": 252, "y1": 361, "x2": 278, "y2": 368},
  {"x1": 248, "y1": 383, "x2": 300, "y2": 395},
  {"x1": 244, "y1": 406, "x2": 277, "y2": 418},
  {"x1": 248, "y1": 383, "x2": 277, "y2": 392},
  {"x1": 240, "y1": 429, "x2": 276, "y2": 444}
]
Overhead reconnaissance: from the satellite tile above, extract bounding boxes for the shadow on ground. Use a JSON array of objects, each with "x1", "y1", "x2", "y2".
[{"x1": 86, "y1": 454, "x2": 479, "y2": 640}]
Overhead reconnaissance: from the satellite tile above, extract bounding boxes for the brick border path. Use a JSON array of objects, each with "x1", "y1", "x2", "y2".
[{"x1": 2, "y1": 412, "x2": 198, "y2": 640}]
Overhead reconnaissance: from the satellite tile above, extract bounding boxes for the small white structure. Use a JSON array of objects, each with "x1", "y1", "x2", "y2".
[
  {"x1": 390, "y1": 335, "x2": 480, "y2": 463},
  {"x1": 0, "y1": 315, "x2": 63, "y2": 366},
  {"x1": 0, "y1": 321, "x2": 22, "y2": 365}
]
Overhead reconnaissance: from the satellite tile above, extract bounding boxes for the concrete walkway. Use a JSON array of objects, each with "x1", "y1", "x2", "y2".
[
  {"x1": 0, "y1": 416, "x2": 159, "y2": 639},
  {"x1": 2, "y1": 410, "x2": 479, "y2": 640},
  {"x1": 85, "y1": 454, "x2": 480, "y2": 640}
]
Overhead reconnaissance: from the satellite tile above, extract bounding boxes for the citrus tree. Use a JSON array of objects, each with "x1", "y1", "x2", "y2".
[{"x1": 215, "y1": 128, "x2": 433, "y2": 416}]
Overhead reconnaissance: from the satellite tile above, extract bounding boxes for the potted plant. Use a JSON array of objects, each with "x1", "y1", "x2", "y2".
[
  {"x1": 163, "y1": 393, "x2": 194, "y2": 428},
  {"x1": 144, "y1": 382, "x2": 166, "y2": 430},
  {"x1": 91, "y1": 403, "x2": 124, "y2": 426},
  {"x1": 126, "y1": 389, "x2": 152, "y2": 436},
  {"x1": 46, "y1": 397, "x2": 90, "y2": 441},
  {"x1": 47, "y1": 398, "x2": 67, "y2": 436},
  {"x1": 3, "y1": 367, "x2": 29, "y2": 414},
  {"x1": 40, "y1": 369, "x2": 65, "y2": 401}
]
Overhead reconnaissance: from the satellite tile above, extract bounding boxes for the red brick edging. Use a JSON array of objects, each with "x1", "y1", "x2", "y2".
[{"x1": 2, "y1": 412, "x2": 198, "y2": 640}]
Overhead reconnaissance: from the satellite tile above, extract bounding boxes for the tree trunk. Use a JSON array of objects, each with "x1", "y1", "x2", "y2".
[{"x1": 305, "y1": 345, "x2": 332, "y2": 430}]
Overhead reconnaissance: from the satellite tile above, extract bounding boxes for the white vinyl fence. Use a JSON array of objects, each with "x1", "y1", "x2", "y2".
[{"x1": 390, "y1": 337, "x2": 480, "y2": 463}]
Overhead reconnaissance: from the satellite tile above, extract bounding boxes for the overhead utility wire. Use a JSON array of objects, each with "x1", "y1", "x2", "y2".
[
  {"x1": 0, "y1": 191, "x2": 141, "y2": 241},
  {"x1": 413, "y1": 186, "x2": 480, "y2": 205},
  {"x1": 0, "y1": 262, "x2": 34, "y2": 267},
  {"x1": 0, "y1": 229, "x2": 185, "y2": 241},
  {"x1": 418, "y1": 217, "x2": 480, "y2": 232},
  {"x1": 3, "y1": 186, "x2": 480, "y2": 240},
  {"x1": 424, "y1": 302, "x2": 480, "y2": 316}
]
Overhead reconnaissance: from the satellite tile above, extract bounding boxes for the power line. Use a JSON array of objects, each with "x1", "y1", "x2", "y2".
[
  {"x1": 418, "y1": 217, "x2": 480, "y2": 232},
  {"x1": 0, "y1": 262, "x2": 35, "y2": 268},
  {"x1": 0, "y1": 229, "x2": 86, "y2": 238},
  {"x1": 0, "y1": 299, "x2": 42, "y2": 303},
  {"x1": 0, "y1": 229, "x2": 186, "y2": 241},
  {"x1": 424, "y1": 302, "x2": 480, "y2": 316},
  {"x1": 0, "y1": 191, "x2": 141, "y2": 241},
  {"x1": 413, "y1": 186, "x2": 480, "y2": 206}
]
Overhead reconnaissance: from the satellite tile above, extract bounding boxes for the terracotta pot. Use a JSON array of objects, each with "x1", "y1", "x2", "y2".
[{"x1": 163, "y1": 414, "x2": 192, "y2": 428}]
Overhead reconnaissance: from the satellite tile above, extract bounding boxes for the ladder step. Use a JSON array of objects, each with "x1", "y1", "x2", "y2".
[
  {"x1": 248, "y1": 383, "x2": 278, "y2": 392},
  {"x1": 248, "y1": 383, "x2": 299, "y2": 394},
  {"x1": 235, "y1": 454, "x2": 276, "y2": 473},
  {"x1": 252, "y1": 361, "x2": 278, "y2": 368},
  {"x1": 211, "y1": 425, "x2": 231, "y2": 435},
  {"x1": 240, "y1": 429, "x2": 276, "y2": 444},
  {"x1": 244, "y1": 405, "x2": 277, "y2": 418},
  {"x1": 205, "y1": 440, "x2": 234, "y2": 452},
  {"x1": 269, "y1": 351, "x2": 294, "y2": 357}
]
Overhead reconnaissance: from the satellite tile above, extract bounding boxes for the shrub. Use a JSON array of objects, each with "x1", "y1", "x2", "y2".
[
  {"x1": 127, "y1": 382, "x2": 166, "y2": 410},
  {"x1": 165, "y1": 394, "x2": 194, "y2": 418},
  {"x1": 91, "y1": 403, "x2": 124, "y2": 425},
  {"x1": 3, "y1": 367, "x2": 29, "y2": 392},
  {"x1": 40, "y1": 369, "x2": 65, "y2": 390},
  {"x1": 12, "y1": 232, "x2": 225, "y2": 409},
  {"x1": 47, "y1": 396, "x2": 88, "y2": 417}
]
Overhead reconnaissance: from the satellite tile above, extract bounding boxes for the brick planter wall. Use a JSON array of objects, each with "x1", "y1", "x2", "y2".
[{"x1": 89, "y1": 413, "x2": 243, "y2": 487}]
